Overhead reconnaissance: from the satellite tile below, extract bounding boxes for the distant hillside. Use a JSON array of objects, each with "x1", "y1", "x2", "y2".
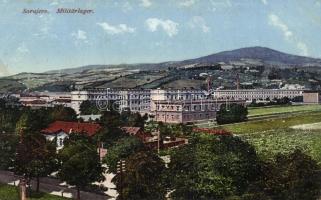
[
  {"x1": 44, "y1": 46, "x2": 321, "y2": 74},
  {"x1": 181, "y1": 46, "x2": 321, "y2": 66}
]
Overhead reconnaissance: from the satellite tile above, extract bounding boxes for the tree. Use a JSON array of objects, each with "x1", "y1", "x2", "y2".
[
  {"x1": 114, "y1": 151, "x2": 167, "y2": 200},
  {"x1": 169, "y1": 134, "x2": 260, "y2": 199},
  {"x1": 0, "y1": 98, "x2": 21, "y2": 133},
  {"x1": 103, "y1": 137, "x2": 145, "y2": 173},
  {"x1": 216, "y1": 104, "x2": 248, "y2": 125},
  {"x1": 15, "y1": 108, "x2": 52, "y2": 133},
  {"x1": 79, "y1": 100, "x2": 100, "y2": 115},
  {"x1": 13, "y1": 132, "x2": 57, "y2": 192},
  {"x1": 0, "y1": 134, "x2": 19, "y2": 170},
  {"x1": 50, "y1": 105, "x2": 77, "y2": 122},
  {"x1": 100, "y1": 109, "x2": 122, "y2": 128},
  {"x1": 258, "y1": 149, "x2": 321, "y2": 200},
  {"x1": 58, "y1": 138, "x2": 105, "y2": 200},
  {"x1": 95, "y1": 126, "x2": 127, "y2": 147}
]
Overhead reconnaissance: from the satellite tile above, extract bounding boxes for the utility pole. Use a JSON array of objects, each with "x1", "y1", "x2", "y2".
[{"x1": 116, "y1": 160, "x2": 126, "y2": 200}]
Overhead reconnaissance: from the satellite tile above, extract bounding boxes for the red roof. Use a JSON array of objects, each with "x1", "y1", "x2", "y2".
[{"x1": 42, "y1": 121, "x2": 101, "y2": 137}]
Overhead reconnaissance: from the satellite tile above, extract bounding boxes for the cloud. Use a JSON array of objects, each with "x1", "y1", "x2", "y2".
[
  {"x1": 122, "y1": 1, "x2": 133, "y2": 12},
  {"x1": 261, "y1": 0, "x2": 268, "y2": 5},
  {"x1": 145, "y1": 18, "x2": 179, "y2": 37},
  {"x1": 189, "y1": 16, "x2": 210, "y2": 33},
  {"x1": 71, "y1": 30, "x2": 88, "y2": 43},
  {"x1": 268, "y1": 13, "x2": 309, "y2": 56},
  {"x1": 17, "y1": 43, "x2": 30, "y2": 54},
  {"x1": 140, "y1": 0, "x2": 152, "y2": 7},
  {"x1": 97, "y1": 22, "x2": 135, "y2": 35},
  {"x1": 268, "y1": 14, "x2": 293, "y2": 39},
  {"x1": 179, "y1": 0, "x2": 197, "y2": 7}
]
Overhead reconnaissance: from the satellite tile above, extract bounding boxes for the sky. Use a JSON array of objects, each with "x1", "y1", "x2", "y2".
[{"x1": 0, "y1": 0, "x2": 321, "y2": 74}]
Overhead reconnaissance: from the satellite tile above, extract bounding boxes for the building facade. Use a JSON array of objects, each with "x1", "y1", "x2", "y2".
[
  {"x1": 71, "y1": 89, "x2": 151, "y2": 114},
  {"x1": 303, "y1": 91, "x2": 321, "y2": 104},
  {"x1": 210, "y1": 89, "x2": 304, "y2": 101},
  {"x1": 151, "y1": 99, "x2": 245, "y2": 124}
]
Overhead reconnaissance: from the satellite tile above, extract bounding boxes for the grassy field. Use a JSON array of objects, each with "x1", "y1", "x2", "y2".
[
  {"x1": 219, "y1": 110, "x2": 321, "y2": 162},
  {"x1": 248, "y1": 104, "x2": 321, "y2": 117},
  {"x1": 0, "y1": 184, "x2": 69, "y2": 200},
  {"x1": 222, "y1": 111, "x2": 321, "y2": 134}
]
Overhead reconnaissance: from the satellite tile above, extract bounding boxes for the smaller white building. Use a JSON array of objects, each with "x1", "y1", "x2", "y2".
[{"x1": 41, "y1": 120, "x2": 101, "y2": 150}]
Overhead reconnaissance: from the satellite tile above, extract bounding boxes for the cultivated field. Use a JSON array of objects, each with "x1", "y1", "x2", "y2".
[{"x1": 220, "y1": 108, "x2": 321, "y2": 163}]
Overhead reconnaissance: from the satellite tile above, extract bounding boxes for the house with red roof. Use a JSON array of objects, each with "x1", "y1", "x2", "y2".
[{"x1": 41, "y1": 121, "x2": 101, "y2": 149}]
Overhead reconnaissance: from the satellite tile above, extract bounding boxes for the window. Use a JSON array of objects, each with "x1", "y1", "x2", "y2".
[{"x1": 59, "y1": 138, "x2": 63, "y2": 147}]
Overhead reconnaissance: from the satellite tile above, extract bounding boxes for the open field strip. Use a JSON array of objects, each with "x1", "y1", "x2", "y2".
[
  {"x1": 291, "y1": 122, "x2": 321, "y2": 130},
  {"x1": 218, "y1": 110, "x2": 321, "y2": 162},
  {"x1": 248, "y1": 104, "x2": 321, "y2": 117}
]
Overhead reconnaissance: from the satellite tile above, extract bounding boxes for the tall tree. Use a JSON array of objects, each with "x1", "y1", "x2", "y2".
[
  {"x1": 13, "y1": 132, "x2": 57, "y2": 192},
  {"x1": 0, "y1": 134, "x2": 19, "y2": 170},
  {"x1": 258, "y1": 149, "x2": 321, "y2": 200},
  {"x1": 103, "y1": 137, "x2": 145, "y2": 173},
  {"x1": 79, "y1": 100, "x2": 100, "y2": 115},
  {"x1": 114, "y1": 151, "x2": 167, "y2": 200},
  {"x1": 169, "y1": 134, "x2": 260, "y2": 199},
  {"x1": 58, "y1": 138, "x2": 105, "y2": 200},
  {"x1": 50, "y1": 105, "x2": 77, "y2": 122}
]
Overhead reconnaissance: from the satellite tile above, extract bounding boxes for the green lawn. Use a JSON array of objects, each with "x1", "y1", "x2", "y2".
[
  {"x1": 0, "y1": 184, "x2": 70, "y2": 200},
  {"x1": 248, "y1": 104, "x2": 321, "y2": 117},
  {"x1": 219, "y1": 111, "x2": 321, "y2": 163}
]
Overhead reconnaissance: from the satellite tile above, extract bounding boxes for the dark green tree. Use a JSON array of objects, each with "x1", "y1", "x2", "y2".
[
  {"x1": 0, "y1": 134, "x2": 19, "y2": 170},
  {"x1": 79, "y1": 100, "x2": 100, "y2": 115},
  {"x1": 169, "y1": 134, "x2": 260, "y2": 200},
  {"x1": 13, "y1": 132, "x2": 57, "y2": 192},
  {"x1": 50, "y1": 105, "x2": 77, "y2": 122},
  {"x1": 114, "y1": 151, "x2": 167, "y2": 200},
  {"x1": 216, "y1": 104, "x2": 248, "y2": 124},
  {"x1": 58, "y1": 138, "x2": 105, "y2": 200},
  {"x1": 259, "y1": 149, "x2": 321, "y2": 200},
  {"x1": 103, "y1": 137, "x2": 145, "y2": 173}
]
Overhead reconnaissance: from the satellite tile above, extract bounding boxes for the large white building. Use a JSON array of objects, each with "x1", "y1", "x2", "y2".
[
  {"x1": 71, "y1": 89, "x2": 151, "y2": 114},
  {"x1": 70, "y1": 88, "x2": 308, "y2": 123},
  {"x1": 211, "y1": 89, "x2": 304, "y2": 101}
]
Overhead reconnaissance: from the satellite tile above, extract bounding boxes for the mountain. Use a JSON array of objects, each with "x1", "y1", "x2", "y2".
[
  {"x1": 44, "y1": 46, "x2": 321, "y2": 74},
  {"x1": 181, "y1": 46, "x2": 321, "y2": 66}
]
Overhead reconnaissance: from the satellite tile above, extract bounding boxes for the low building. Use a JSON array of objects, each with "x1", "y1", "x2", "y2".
[
  {"x1": 41, "y1": 121, "x2": 101, "y2": 150},
  {"x1": 211, "y1": 89, "x2": 304, "y2": 101},
  {"x1": 303, "y1": 91, "x2": 321, "y2": 104},
  {"x1": 151, "y1": 99, "x2": 245, "y2": 124}
]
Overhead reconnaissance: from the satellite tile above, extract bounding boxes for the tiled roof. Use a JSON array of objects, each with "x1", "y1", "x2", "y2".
[{"x1": 42, "y1": 121, "x2": 101, "y2": 137}]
